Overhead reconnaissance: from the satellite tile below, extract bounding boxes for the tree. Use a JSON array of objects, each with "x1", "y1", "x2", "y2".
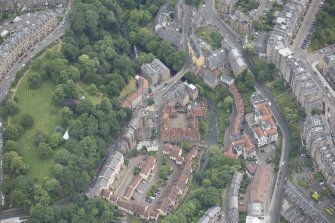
[
  {"x1": 68, "y1": 120, "x2": 85, "y2": 139},
  {"x1": 12, "y1": 189, "x2": 31, "y2": 208},
  {"x1": 53, "y1": 85, "x2": 66, "y2": 104},
  {"x1": 4, "y1": 125, "x2": 23, "y2": 141},
  {"x1": 87, "y1": 83, "x2": 97, "y2": 95},
  {"x1": 133, "y1": 166, "x2": 141, "y2": 175},
  {"x1": 60, "y1": 106, "x2": 74, "y2": 125},
  {"x1": 3, "y1": 151, "x2": 29, "y2": 176},
  {"x1": 20, "y1": 113, "x2": 34, "y2": 129},
  {"x1": 48, "y1": 132, "x2": 64, "y2": 149},
  {"x1": 4, "y1": 140, "x2": 18, "y2": 152},
  {"x1": 6, "y1": 99, "x2": 19, "y2": 115},
  {"x1": 159, "y1": 165, "x2": 171, "y2": 180},
  {"x1": 28, "y1": 73, "x2": 42, "y2": 89},
  {"x1": 34, "y1": 129, "x2": 49, "y2": 145},
  {"x1": 181, "y1": 141, "x2": 192, "y2": 153},
  {"x1": 64, "y1": 80, "x2": 79, "y2": 99},
  {"x1": 34, "y1": 187, "x2": 51, "y2": 206},
  {"x1": 38, "y1": 142, "x2": 53, "y2": 160},
  {"x1": 43, "y1": 178, "x2": 61, "y2": 197},
  {"x1": 147, "y1": 97, "x2": 155, "y2": 106},
  {"x1": 76, "y1": 98, "x2": 93, "y2": 115},
  {"x1": 29, "y1": 203, "x2": 57, "y2": 223},
  {"x1": 245, "y1": 71, "x2": 255, "y2": 89}
]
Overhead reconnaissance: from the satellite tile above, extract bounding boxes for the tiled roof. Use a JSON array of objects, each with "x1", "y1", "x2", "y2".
[{"x1": 139, "y1": 156, "x2": 156, "y2": 178}]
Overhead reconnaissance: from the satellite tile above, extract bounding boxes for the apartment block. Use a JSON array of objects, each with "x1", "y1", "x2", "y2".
[
  {"x1": 226, "y1": 10, "x2": 252, "y2": 35},
  {"x1": 164, "y1": 81, "x2": 199, "y2": 107},
  {"x1": 303, "y1": 114, "x2": 335, "y2": 192},
  {"x1": 228, "y1": 48, "x2": 247, "y2": 76},
  {"x1": 141, "y1": 59, "x2": 170, "y2": 85},
  {"x1": 303, "y1": 115, "x2": 330, "y2": 155},
  {"x1": 252, "y1": 100, "x2": 278, "y2": 148},
  {"x1": 217, "y1": 0, "x2": 237, "y2": 14},
  {"x1": 188, "y1": 36, "x2": 206, "y2": 67},
  {"x1": 86, "y1": 151, "x2": 124, "y2": 198}
]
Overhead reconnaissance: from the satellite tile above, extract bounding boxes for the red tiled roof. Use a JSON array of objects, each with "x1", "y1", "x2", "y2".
[
  {"x1": 156, "y1": 197, "x2": 171, "y2": 215},
  {"x1": 170, "y1": 145, "x2": 182, "y2": 159},
  {"x1": 229, "y1": 84, "x2": 245, "y2": 137},
  {"x1": 256, "y1": 127, "x2": 264, "y2": 138},
  {"x1": 139, "y1": 156, "x2": 156, "y2": 178},
  {"x1": 118, "y1": 198, "x2": 134, "y2": 212},
  {"x1": 121, "y1": 100, "x2": 131, "y2": 109},
  {"x1": 121, "y1": 77, "x2": 149, "y2": 109},
  {"x1": 109, "y1": 194, "x2": 119, "y2": 204},
  {"x1": 101, "y1": 189, "x2": 111, "y2": 199},
  {"x1": 224, "y1": 145, "x2": 237, "y2": 159}
]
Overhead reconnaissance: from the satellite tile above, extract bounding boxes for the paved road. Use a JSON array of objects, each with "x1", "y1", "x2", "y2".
[
  {"x1": 291, "y1": 0, "x2": 321, "y2": 51},
  {"x1": 285, "y1": 182, "x2": 331, "y2": 223},
  {"x1": 200, "y1": 96, "x2": 218, "y2": 176},
  {"x1": 0, "y1": 209, "x2": 29, "y2": 220},
  {"x1": 204, "y1": 1, "x2": 292, "y2": 222}
]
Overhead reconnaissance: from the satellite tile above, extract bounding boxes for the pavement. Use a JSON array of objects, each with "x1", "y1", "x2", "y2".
[
  {"x1": 285, "y1": 182, "x2": 331, "y2": 223},
  {"x1": 291, "y1": 0, "x2": 322, "y2": 51}
]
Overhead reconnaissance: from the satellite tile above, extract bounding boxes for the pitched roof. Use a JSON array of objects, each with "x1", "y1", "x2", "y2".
[{"x1": 139, "y1": 156, "x2": 156, "y2": 177}]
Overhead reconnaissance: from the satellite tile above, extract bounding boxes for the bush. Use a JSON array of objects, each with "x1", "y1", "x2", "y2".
[
  {"x1": 20, "y1": 113, "x2": 34, "y2": 129},
  {"x1": 28, "y1": 73, "x2": 42, "y2": 89},
  {"x1": 133, "y1": 166, "x2": 141, "y2": 175}
]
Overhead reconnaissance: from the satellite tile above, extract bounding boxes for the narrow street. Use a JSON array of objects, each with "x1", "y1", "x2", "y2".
[{"x1": 200, "y1": 96, "x2": 218, "y2": 176}]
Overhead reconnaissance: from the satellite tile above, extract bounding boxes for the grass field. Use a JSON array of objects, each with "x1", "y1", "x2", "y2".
[
  {"x1": 119, "y1": 78, "x2": 136, "y2": 100},
  {"x1": 9, "y1": 42, "x2": 62, "y2": 181},
  {"x1": 77, "y1": 82, "x2": 103, "y2": 106}
]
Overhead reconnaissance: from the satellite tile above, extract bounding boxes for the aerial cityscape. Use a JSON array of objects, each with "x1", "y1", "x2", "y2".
[{"x1": 0, "y1": 0, "x2": 334, "y2": 222}]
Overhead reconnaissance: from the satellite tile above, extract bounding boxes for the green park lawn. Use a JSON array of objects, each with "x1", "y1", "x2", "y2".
[
  {"x1": 11, "y1": 79, "x2": 59, "y2": 181},
  {"x1": 9, "y1": 43, "x2": 62, "y2": 181}
]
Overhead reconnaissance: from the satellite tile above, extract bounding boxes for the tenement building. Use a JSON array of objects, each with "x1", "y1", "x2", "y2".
[
  {"x1": 0, "y1": 11, "x2": 58, "y2": 78},
  {"x1": 303, "y1": 114, "x2": 335, "y2": 192}
]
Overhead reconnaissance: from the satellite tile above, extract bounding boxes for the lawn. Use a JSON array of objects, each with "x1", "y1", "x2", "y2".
[
  {"x1": 195, "y1": 27, "x2": 222, "y2": 50},
  {"x1": 119, "y1": 77, "x2": 136, "y2": 100},
  {"x1": 77, "y1": 82, "x2": 103, "y2": 106},
  {"x1": 11, "y1": 80, "x2": 59, "y2": 181},
  {"x1": 9, "y1": 43, "x2": 62, "y2": 181}
]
